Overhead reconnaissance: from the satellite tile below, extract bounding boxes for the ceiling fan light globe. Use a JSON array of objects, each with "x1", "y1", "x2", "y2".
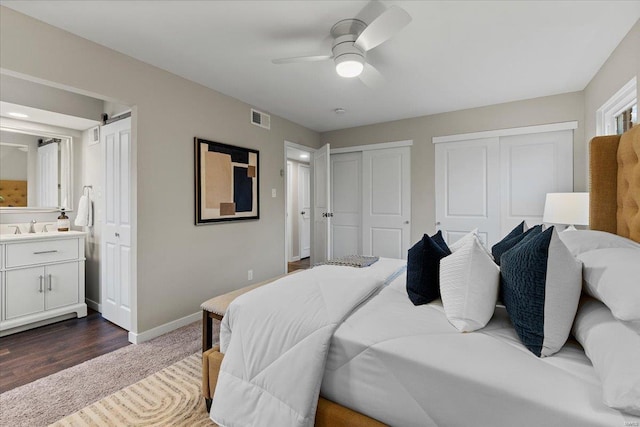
[{"x1": 335, "y1": 54, "x2": 364, "y2": 78}]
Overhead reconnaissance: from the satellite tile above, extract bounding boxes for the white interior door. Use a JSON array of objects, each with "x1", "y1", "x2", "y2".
[
  {"x1": 312, "y1": 144, "x2": 330, "y2": 264},
  {"x1": 298, "y1": 164, "x2": 311, "y2": 259},
  {"x1": 435, "y1": 137, "x2": 501, "y2": 248},
  {"x1": 286, "y1": 161, "x2": 295, "y2": 261},
  {"x1": 331, "y1": 152, "x2": 362, "y2": 258},
  {"x1": 362, "y1": 147, "x2": 411, "y2": 259},
  {"x1": 37, "y1": 142, "x2": 58, "y2": 207},
  {"x1": 101, "y1": 117, "x2": 132, "y2": 330},
  {"x1": 499, "y1": 130, "x2": 573, "y2": 234}
]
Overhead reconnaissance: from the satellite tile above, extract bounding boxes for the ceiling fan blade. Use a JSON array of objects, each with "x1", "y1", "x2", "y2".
[
  {"x1": 354, "y1": 5, "x2": 411, "y2": 52},
  {"x1": 272, "y1": 55, "x2": 332, "y2": 64},
  {"x1": 359, "y1": 63, "x2": 385, "y2": 89}
]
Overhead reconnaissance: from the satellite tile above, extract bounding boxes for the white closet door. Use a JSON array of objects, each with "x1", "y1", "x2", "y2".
[
  {"x1": 362, "y1": 147, "x2": 411, "y2": 259},
  {"x1": 331, "y1": 152, "x2": 362, "y2": 258},
  {"x1": 298, "y1": 164, "x2": 311, "y2": 259},
  {"x1": 435, "y1": 138, "x2": 500, "y2": 248},
  {"x1": 312, "y1": 144, "x2": 330, "y2": 264},
  {"x1": 499, "y1": 130, "x2": 573, "y2": 235},
  {"x1": 101, "y1": 117, "x2": 132, "y2": 331}
]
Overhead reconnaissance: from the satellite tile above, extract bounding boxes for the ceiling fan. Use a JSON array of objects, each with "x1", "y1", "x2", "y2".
[{"x1": 272, "y1": 5, "x2": 411, "y2": 85}]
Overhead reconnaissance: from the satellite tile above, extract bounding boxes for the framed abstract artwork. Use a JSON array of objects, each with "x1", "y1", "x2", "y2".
[{"x1": 194, "y1": 138, "x2": 259, "y2": 224}]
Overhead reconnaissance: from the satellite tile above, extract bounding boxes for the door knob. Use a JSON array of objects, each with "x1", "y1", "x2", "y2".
[
  {"x1": 404, "y1": 221, "x2": 410, "y2": 224},
  {"x1": 301, "y1": 211, "x2": 306, "y2": 215},
  {"x1": 115, "y1": 232, "x2": 120, "y2": 237}
]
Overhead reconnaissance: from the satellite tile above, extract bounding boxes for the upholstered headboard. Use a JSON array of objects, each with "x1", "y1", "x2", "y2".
[
  {"x1": 0, "y1": 179, "x2": 27, "y2": 207},
  {"x1": 589, "y1": 125, "x2": 640, "y2": 243}
]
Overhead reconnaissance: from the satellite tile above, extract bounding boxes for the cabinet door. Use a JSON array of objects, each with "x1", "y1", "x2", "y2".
[
  {"x1": 45, "y1": 262, "x2": 79, "y2": 311},
  {"x1": 5, "y1": 266, "x2": 45, "y2": 319}
]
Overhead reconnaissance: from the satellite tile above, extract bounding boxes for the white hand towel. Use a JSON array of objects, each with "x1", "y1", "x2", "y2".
[{"x1": 74, "y1": 194, "x2": 93, "y2": 227}]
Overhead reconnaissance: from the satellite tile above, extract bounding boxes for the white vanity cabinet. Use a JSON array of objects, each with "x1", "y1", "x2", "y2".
[{"x1": 0, "y1": 232, "x2": 87, "y2": 336}]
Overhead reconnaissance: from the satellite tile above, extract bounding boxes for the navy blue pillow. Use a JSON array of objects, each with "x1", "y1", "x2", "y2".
[
  {"x1": 492, "y1": 223, "x2": 541, "y2": 266},
  {"x1": 406, "y1": 232, "x2": 451, "y2": 305},
  {"x1": 500, "y1": 227, "x2": 582, "y2": 357},
  {"x1": 431, "y1": 230, "x2": 449, "y2": 253}
]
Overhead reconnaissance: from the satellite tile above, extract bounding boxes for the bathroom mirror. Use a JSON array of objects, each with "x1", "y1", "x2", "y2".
[{"x1": 0, "y1": 126, "x2": 73, "y2": 211}]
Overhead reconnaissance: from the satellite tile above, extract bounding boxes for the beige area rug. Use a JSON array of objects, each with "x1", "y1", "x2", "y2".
[{"x1": 51, "y1": 353, "x2": 215, "y2": 427}]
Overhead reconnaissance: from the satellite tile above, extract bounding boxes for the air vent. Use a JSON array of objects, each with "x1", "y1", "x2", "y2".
[{"x1": 251, "y1": 108, "x2": 270, "y2": 130}]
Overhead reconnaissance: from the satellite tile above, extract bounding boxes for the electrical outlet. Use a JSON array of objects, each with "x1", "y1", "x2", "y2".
[
  {"x1": 248, "y1": 269, "x2": 253, "y2": 281},
  {"x1": 272, "y1": 188, "x2": 277, "y2": 198}
]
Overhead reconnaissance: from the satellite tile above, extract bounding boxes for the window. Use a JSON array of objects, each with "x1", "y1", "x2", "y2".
[
  {"x1": 597, "y1": 77, "x2": 637, "y2": 136},
  {"x1": 614, "y1": 104, "x2": 637, "y2": 134}
]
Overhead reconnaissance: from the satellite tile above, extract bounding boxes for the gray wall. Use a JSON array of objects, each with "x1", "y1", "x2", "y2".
[
  {"x1": 584, "y1": 20, "x2": 640, "y2": 143},
  {"x1": 0, "y1": 6, "x2": 321, "y2": 333},
  {"x1": 1, "y1": 74, "x2": 104, "y2": 121},
  {"x1": 322, "y1": 92, "x2": 585, "y2": 243}
]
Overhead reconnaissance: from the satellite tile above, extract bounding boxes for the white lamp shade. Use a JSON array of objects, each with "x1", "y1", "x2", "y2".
[{"x1": 542, "y1": 193, "x2": 590, "y2": 226}]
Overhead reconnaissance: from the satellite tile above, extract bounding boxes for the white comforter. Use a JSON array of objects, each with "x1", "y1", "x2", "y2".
[{"x1": 210, "y1": 258, "x2": 406, "y2": 427}]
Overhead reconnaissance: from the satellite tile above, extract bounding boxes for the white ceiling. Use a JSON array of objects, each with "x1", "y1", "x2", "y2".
[{"x1": 3, "y1": 1, "x2": 639, "y2": 132}]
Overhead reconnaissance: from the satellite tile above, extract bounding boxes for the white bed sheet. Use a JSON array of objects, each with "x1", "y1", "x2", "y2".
[{"x1": 321, "y1": 271, "x2": 640, "y2": 427}]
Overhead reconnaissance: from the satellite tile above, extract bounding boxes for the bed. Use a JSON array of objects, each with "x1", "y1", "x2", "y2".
[{"x1": 202, "y1": 125, "x2": 640, "y2": 426}]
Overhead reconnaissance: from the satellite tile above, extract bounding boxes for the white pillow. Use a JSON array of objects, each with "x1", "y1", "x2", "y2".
[
  {"x1": 578, "y1": 248, "x2": 640, "y2": 324},
  {"x1": 448, "y1": 228, "x2": 478, "y2": 252},
  {"x1": 573, "y1": 297, "x2": 640, "y2": 416},
  {"x1": 440, "y1": 234, "x2": 499, "y2": 332},
  {"x1": 559, "y1": 230, "x2": 640, "y2": 257},
  {"x1": 448, "y1": 228, "x2": 493, "y2": 259}
]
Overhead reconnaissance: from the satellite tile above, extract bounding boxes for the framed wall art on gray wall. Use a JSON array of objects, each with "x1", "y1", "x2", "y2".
[{"x1": 194, "y1": 137, "x2": 259, "y2": 224}]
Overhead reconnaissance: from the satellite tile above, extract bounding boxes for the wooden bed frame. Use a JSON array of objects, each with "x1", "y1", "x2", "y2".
[{"x1": 202, "y1": 125, "x2": 640, "y2": 425}]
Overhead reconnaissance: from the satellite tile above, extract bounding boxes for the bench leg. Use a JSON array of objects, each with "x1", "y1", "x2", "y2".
[{"x1": 202, "y1": 311, "x2": 213, "y2": 352}]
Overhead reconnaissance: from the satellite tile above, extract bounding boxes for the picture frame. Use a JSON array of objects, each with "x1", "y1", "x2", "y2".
[{"x1": 194, "y1": 137, "x2": 259, "y2": 224}]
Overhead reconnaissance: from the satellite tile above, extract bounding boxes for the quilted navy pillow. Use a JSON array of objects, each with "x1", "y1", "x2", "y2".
[
  {"x1": 492, "y1": 223, "x2": 541, "y2": 266},
  {"x1": 407, "y1": 231, "x2": 451, "y2": 305},
  {"x1": 501, "y1": 227, "x2": 582, "y2": 357}
]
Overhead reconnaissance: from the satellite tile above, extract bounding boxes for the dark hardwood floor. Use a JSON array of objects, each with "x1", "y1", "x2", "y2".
[
  {"x1": 0, "y1": 308, "x2": 130, "y2": 393},
  {"x1": 287, "y1": 257, "x2": 311, "y2": 273}
]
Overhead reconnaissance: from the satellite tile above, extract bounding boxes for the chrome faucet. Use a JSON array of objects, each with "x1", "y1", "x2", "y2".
[
  {"x1": 29, "y1": 220, "x2": 37, "y2": 233},
  {"x1": 9, "y1": 225, "x2": 21, "y2": 235},
  {"x1": 43, "y1": 224, "x2": 51, "y2": 232}
]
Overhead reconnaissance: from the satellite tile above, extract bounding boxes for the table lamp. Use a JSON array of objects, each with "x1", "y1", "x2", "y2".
[{"x1": 542, "y1": 192, "x2": 589, "y2": 230}]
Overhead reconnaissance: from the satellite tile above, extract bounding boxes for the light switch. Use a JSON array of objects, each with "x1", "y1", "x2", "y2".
[{"x1": 272, "y1": 188, "x2": 277, "y2": 198}]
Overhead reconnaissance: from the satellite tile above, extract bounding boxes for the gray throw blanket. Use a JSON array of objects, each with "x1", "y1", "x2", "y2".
[{"x1": 316, "y1": 255, "x2": 379, "y2": 268}]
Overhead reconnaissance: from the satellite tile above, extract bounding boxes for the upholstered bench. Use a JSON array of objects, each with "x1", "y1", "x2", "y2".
[{"x1": 200, "y1": 271, "x2": 299, "y2": 352}]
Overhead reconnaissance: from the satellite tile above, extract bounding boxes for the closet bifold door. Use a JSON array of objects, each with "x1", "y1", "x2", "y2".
[
  {"x1": 362, "y1": 146, "x2": 411, "y2": 259},
  {"x1": 498, "y1": 130, "x2": 573, "y2": 236},
  {"x1": 435, "y1": 137, "x2": 500, "y2": 248},
  {"x1": 435, "y1": 129, "x2": 573, "y2": 248}
]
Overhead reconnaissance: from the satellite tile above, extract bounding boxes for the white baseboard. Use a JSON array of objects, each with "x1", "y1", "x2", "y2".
[
  {"x1": 128, "y1": 311, "x2": 200, "y2": 344},
  {"x1": 85, "y1": 298, "x2": 101, "y2": 312}
]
